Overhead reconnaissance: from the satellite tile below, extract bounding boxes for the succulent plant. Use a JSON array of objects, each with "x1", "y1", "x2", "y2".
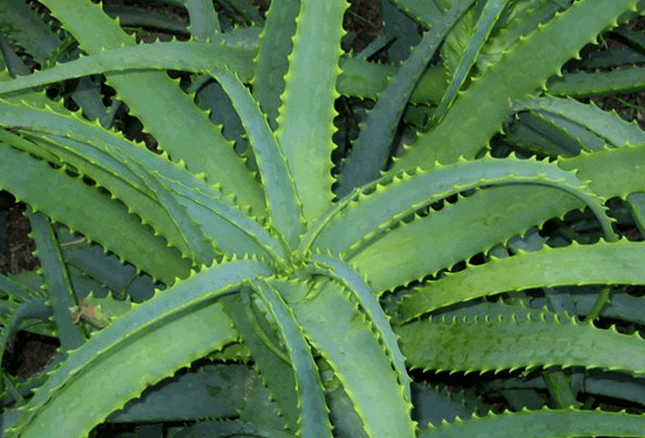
[{"x1": 1, "y1": 0, "x2": 645, "y2": 437}]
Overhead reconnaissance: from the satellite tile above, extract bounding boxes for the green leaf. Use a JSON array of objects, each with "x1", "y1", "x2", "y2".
[
  {"x1": 28, "y1": 211, "x2": 85, "y2": 350},
  {"x1": 0, "y1": 39, "x2": 257, "y2": 94},
  {"x1": 0, "y1": 97, "x2": 287, "y2": 265},
  {"x1": 306, "y1": 154, "x2": 615, "y2": 258},
  {"x1": 275, "y1": 0, "x2": 347, "y2": 223},
  {"x1": 395, "y1": 240, "x2": 645, "y2": 324},
  {"x1": 212, "y1": 69, "x2": 305, "y2": 247},
  {"x1": 250, "y1": 279, "x2": 333, "y2": 438}
]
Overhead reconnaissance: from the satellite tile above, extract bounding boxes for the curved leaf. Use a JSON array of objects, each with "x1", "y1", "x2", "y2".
[
  {"x1": 395, "y1": 240, "x2": 645, "y2": 324},
  {"x1": 306, "y1": 154, "x2": 614, "y2": 257},
  {"x1": 511, "y1": 96, "x2": 645, "y2": 149},
  {"x1": 0, "y1": 39, "x2": 256, "y2": 95},
  {"x1": 212, "y1": 69, "x2": 304, "y2": 247},
  {"x1": 250, "y1": 279, "x2": 332, "y2": 438}
]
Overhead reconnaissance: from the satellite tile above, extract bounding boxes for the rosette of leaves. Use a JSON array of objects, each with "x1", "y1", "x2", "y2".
[{"x1": 1, "y1": 0, "x2": 645, "y2": 437}]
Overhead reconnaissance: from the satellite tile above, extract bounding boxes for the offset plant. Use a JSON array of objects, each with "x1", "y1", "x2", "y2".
[{"x1": 1, "y1": 0, "x2": 645, "y2": 436}]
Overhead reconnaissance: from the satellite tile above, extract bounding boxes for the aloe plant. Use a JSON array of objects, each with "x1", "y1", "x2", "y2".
[{"x1": 1, "y1": 0, "x2": 645, "y2": 436}]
